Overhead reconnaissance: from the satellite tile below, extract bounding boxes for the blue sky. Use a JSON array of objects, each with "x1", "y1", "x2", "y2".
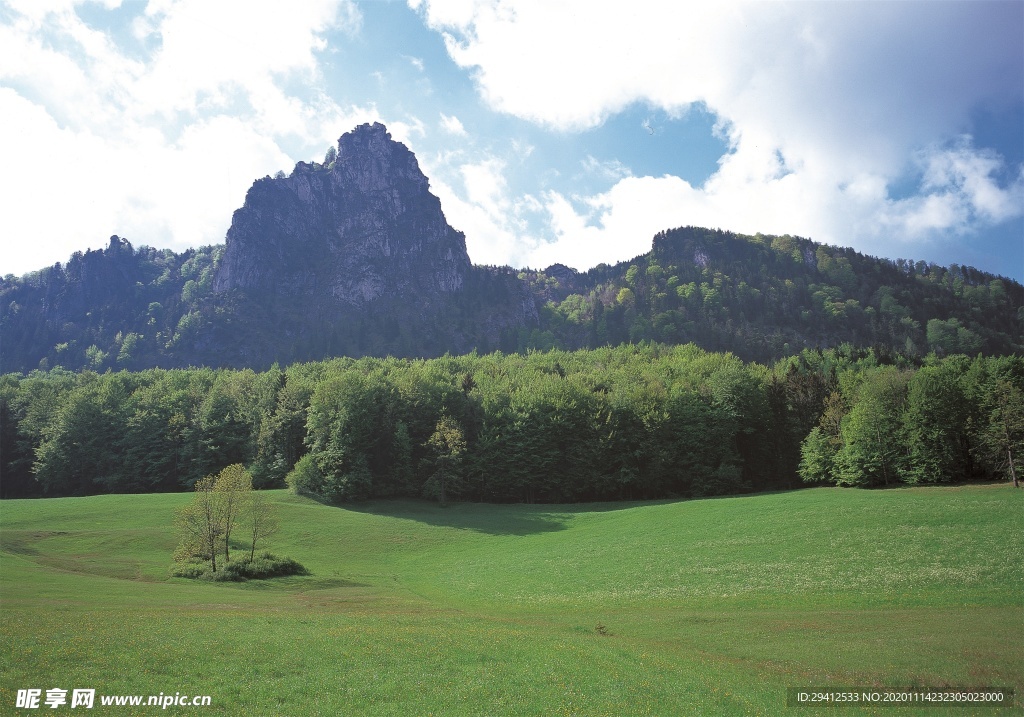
[{"x1": 1, "y1": 0, "x2": 1021, "y2": 281}]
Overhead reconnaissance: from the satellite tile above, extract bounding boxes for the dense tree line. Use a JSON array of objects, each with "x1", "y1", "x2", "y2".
[
  {"x1": 799, "y1": 353, "x2": 1023, "y2": 488},
  {"x1": 0, "y1": 236, "x2": 223, "y2": 374},
  {"x1": 2, "y1": 345, "x2": 1019, "y2": 501}
]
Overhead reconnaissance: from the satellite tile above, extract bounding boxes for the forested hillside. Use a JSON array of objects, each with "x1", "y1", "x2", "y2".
[
  {"x1": 1, "y1": 236, "x2": 222, "y2": 373},
  {"x1": 0, "y1": 235, "x2": 530, "y2": 372},
  {"x1": 520, "y1": 226, "x2": 1023, "y2": 361},
  {"x1": 3, "y1": 345, "x2": 1020, "y2": 500},
  {"x1": 2, "y1": 227, "x2": 1021, "y2": 373}
]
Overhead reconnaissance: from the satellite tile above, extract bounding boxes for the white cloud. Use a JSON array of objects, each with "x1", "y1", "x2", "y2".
[
  {"x1": 413, "y1": 0, "x2": 1024, "y2": 267},
  {"x1": 0, "y1": 6, "x2": 145, "y2": 133},
  {"x1": 3, "y1": 0, "x2": 1018, "y2": 281},
  {"x1": 388, "y1": 116, "x2": 427, "y2": 145},
  {"x1": 135, "y1": 1, "x2": 355, "y2": 130},
  {"x1": 877, "y1": 141, "x2": 1024, "y2": 243},
  {"x1": 581, "y1": 155, "x2": 632, "y2": 182},
  {"x1": 121, "y1": 117, "x2": 294, "y2": 249},
  {"x1": 439, "y1": 112, "x2": 466, "y2": 135},
  {"x1": 421, "y1": 152, "x2": 543, "y2": 267},
  {"x1": 918, "y1": 141, "x2": 1024, "y2": 224},
  {"x1": 516, "y1": 133, "x2": 1024, "y2": 273},
  {"x1": 0, "y1": 89, "x2": 294, "y2": 272},
  {"x1": 529, "y1": 177, "x2": 695, "y2": 269},
  {"x1": 0, "y1": 0, "x2": 365, "y2": 276}
]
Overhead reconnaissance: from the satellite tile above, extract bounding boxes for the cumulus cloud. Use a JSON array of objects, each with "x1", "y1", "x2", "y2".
[
  {"x1": 3, "y1": 0, "x2": 1019, "y2": 279},
  {"x1": 531, "y1": 177, "x2": 696, "y2": 269},
  {"x1": 517, "y1": 133, "x2": 1024, "y2": 271},
  {"x1": 439, "y1": 112, "x2": 466, "y2": 135},
  {"x1": 417, "y1": 147, "x2": 557, "y2": 269},
  {"x1": 0, "y1": 89, "x2": 295, "y2": 267},
  {"x1": 425, "y1": 155, "x2": 533, "y2": 266},
  {"x1": 0, "y1": 0, "x2": 362, "y2": 275},
  {"x1": 413, "y1": 0, "x2": 1024, "y2": 269},
  {"x1": 880, "y1": 140, "x2": 1024, "y2": 241}
]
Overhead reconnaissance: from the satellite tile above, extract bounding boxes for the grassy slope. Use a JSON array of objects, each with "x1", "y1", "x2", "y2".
[{"x1": 1, "y1": 485, "x2": 1021, "y2": 716}]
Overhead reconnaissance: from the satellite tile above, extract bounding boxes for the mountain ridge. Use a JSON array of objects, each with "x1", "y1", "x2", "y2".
[{"x1": 1, "y1": 124, "x2": 1021, "y2": 373}]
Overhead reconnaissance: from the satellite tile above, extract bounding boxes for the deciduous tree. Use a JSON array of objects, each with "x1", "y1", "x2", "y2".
[
  {"x1": 174, "y1": 474, "x2": 226, "y2": 572},
  {"x1": 247, "y1": 489, "x2": 279, "y2": 561},
  {"x1": 981, "y1": 378, "x2": 1023, "y2": 488},
  {"x1": 214, "y1": 464, "x2": 253, "y2": 563},
  {"x1": 903, "y1": 362, "x2": 970, "y2": 484},
  {"x1": 425, "y1": 414, "x2": 465, "y2": 505},
  {"x1": 835, "y1": 367, "x2": 911, "y2": 487}
]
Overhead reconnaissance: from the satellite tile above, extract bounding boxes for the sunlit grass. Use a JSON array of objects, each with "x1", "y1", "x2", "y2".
[{"x1": 1, "y1": 484, "x2": 1021, "y2": 715}]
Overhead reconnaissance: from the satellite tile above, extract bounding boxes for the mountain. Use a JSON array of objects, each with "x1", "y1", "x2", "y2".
[
  {"x1": 1, "y1": 124, "x2": 1021, "y2": 374},
  {"x1": 519, "y1": 226, "x2": 1023, "y2": 360},
  {"x1": 214, "y1": 123, "x2": 470, "y2": 303},
  {"x1": 1, "y1": 124, "x2": 535, "y2": 371}
]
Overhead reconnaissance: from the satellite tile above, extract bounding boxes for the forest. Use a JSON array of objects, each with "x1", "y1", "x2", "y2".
[
  {"x1": 2, "y1": 344, "x2": 1020, "y2": 501},
  {"x1": 2, "y1": 227, "x2": 1021, "y2": 374},
  {"x1": 520, "y1": 227, "x2": 1023, "y2": 360}
]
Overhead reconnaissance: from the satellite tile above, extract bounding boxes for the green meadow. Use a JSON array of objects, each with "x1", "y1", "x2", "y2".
[{"x1": 1, "y1": 484, "x2": 1021, "y2": 716}]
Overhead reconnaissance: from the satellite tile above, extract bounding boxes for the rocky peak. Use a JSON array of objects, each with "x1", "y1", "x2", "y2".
[
  {"x1": 332, "y1": 122, "x2": 428, "y2": 194},
  {"x1": 543, "y1": 263, "x2": 578, "y2": 288},
  {"x1": 213, "y1": 123, "x2": 470, "y2": 305}
]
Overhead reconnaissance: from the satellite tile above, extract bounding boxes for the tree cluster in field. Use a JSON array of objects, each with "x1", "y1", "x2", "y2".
[
  {"x1": 2, "y1": 227, "x2": 1020, "y2": 375},
  {"x1": 171, "y1": 463, "x2": 301, "y2": 580},
  {"x1": 2, "y1": 344, "x2": 1020, "y2": 503}
]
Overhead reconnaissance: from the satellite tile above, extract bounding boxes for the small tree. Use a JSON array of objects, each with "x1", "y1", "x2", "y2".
[
  {"x1": 174, "y1": 474, "x2": 225, "y2": 572},
  {"x1": 248, "y1": 489, "x2": 279, "y2": 560},
  {"x1": 834, "y1": 367, "x2": 910, "y2": 487},
  {"x1": 425, "y1": 415, "x2": 466, "y2": 505},
  {"x1": 215, "y1": 464, "x2": 252, "y2": 563},
  {"x1": 798, "y1": 426, "x2": 836, "y2": 484},
  {"x1": 175, "y1": 465, "x2": 261, "y2": 570},
  {"x1": 324, "y1": 145, "x2": 337, "y2": 167}
]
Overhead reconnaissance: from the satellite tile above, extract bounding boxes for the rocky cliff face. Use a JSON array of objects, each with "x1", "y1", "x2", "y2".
[
  {"x1": 200, "y1": 122, "x2": 535, "y2": 364},
  {"x1": 213, "y1": 123, "x2": 471, "y2": 305}
]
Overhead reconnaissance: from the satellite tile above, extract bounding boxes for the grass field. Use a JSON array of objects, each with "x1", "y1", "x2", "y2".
[{"x1": 1, "y1": 484, "x2": 1021, "y2": 715}]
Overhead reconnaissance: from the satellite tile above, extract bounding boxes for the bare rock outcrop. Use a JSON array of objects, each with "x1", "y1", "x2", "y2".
[{"x1": 214, "y1": 123, "x2": 471, "y2": 305}]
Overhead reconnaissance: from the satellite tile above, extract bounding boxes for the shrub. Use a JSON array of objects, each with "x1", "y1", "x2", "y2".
[
  {"x1": 171, "y1": 552, "x2": 306, "y2": 581},
  {"x1": 169, "y1": 560, "x2": 210, "y2": 579},
  {"x1": 286, "y1": 453, "x2": 323, "y2": 497}
]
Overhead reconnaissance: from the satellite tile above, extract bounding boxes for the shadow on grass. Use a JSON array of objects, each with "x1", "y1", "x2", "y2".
[
  {"x1": 291, "y1": 492, "x2": 789, "y2": 536},
  {"x1": 344, "y1": 499, "x2": 573, "y2": 536},
  {"x1": 287, "y1": 488, "x2": 839, "y2": 536},
  {"x1": 236, "y1": 576, "x2": 369, "y2": 591}
]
